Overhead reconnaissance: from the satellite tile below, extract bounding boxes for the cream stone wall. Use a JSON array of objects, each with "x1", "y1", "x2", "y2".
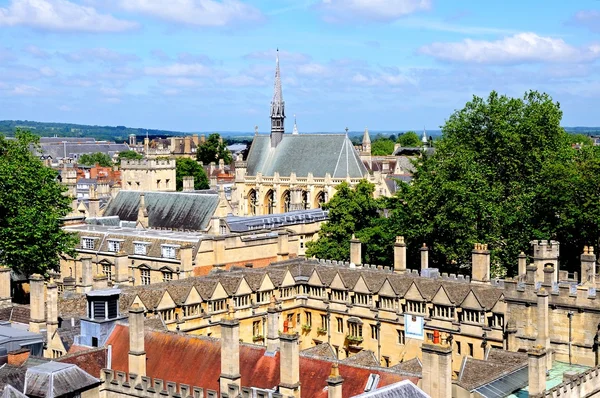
[{"x1": 121, "y1": 159, "x2": 176, "y2": 192}]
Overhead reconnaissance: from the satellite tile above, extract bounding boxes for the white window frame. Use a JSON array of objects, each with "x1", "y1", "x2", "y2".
[
  {"x1": 82, "y1": 237, "x2": 95, "y2": 250},
  {"x1": 134, "y1": 242, "x2": 150, "y2": 255},
  {"x1": 140, "y1": 269, "x2": 151, "y2": 285},
  {"x1": 161, "y1": 245, "x2": 179, "y2": 259},
  {"x1": 107, "y1": 240, "x2": 122, "y2": 253}
]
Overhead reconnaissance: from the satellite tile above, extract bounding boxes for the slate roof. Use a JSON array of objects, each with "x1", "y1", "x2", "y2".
[
  {"x1": 226, "y1": 208, "x2": 328, "y2": 233},
  {"x1": 103, "y1": 190, "x2": 219, "y2": 231},
  {"x1": 106, "y1": 325, "x2": 418, "y2": 398},
  {"x1": 389, "y1": 358, "x2": 422, "y2": 376},
  {"x1": 56, "y1": 347, "x2": 108, "y2": 379},
  {"x1": 0, "y1": 384, "x2": 26, "y2": 398},
  {"x1": 352, "y1": 379, "x2": 429, "y2": 398},
  {"x1": 37, "y1": 141, "x2": 129, "y2": 160},
  {"x1": 24, "y1": 361, "x2": 100, "y2": 398},
  {"x1": 246, "y1": 134, "x2": 368, "y2": 178},
  {"x1": 301, "y1": 343, "x2": 336, "y2": 360},
  {"x1": 457, "y1": 348, "x2": 528, "y2": 391},
  {"x1": 0, "y1": 364, "x2": 26, "y2": 392},
  {"x1": 0, "y1": 305, "x2": 31, "y2": 325},
  {"x1": 342, "y1": 350, "x2": 379, "y2": 367}
]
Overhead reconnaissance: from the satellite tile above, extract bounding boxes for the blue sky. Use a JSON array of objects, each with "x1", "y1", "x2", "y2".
[{"x1": 1, "y1": 0, "x2": 599, "y2": 132}]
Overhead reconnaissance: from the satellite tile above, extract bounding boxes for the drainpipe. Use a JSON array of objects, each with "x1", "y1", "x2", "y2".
[
  {"x1": 567, "y1": 311, "x2": 574, "y2": 365},
  {"x1": 326, "y1": 306, "x2": 331, "y2": 345},
  {"x1": 376, "y1": 319, "x2": 381, "y2": 364}
]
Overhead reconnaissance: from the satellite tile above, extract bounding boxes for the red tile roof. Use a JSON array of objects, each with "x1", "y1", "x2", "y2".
[
  {"x1": 106, "y1": 324, "x2": 417, "y2": 397},
  {"x1": 58, "y1": 347, "x2": 108, "y2": 379}
]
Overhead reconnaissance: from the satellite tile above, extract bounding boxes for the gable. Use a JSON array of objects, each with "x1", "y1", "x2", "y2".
[
  {"x1": 258, "y1": 274, "x2": 275, "y2": 292},
  {"x1": 211, "y1": 282, "x2": 229, "y2": 300},
  {"x1": 184, "y1": 286, "x2": 202, "y2": 305},
  {"x1": 132, "y1": 295, "x2": 146, "y2": 310},
  {"x1": 280, "y1": 270, "x2": 296, "y2": 288},
  {"x1": 403, "y1": 282, "x2": 424, "y2": 301},
  {"x1": 353, "y1": 276, "x2": 370, "y2": 294},
  {"x1": 378, "y1": 279, "x2": 397, "y2": 297},
  {"x1": 308, "y1": 270, "x2": 324, "y2": 287},
  {"x1": 461, "y1": 290, "x2": 484, "y2": 310},
  {"x1": 432, "y1": 286, "x2": 453, "y2": 306},
  {"x1": 235, "y1": 278, "x2": 253, "y2": 296},
  {"x1": 156, "y1": 291, "x2": 176, "y2": 310},
  {"x1": 330, "y1": 273, "x2": 346, "y2": 290},
  {"x1": 490, "y1": 294, "x2": 506, "y2": 314}
]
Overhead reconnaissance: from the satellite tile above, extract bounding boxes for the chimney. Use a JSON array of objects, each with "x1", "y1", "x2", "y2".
[
  {"x1": 543, "y1": 264, "x2": 554, "y2": 286},
  {"x1": 327, "y1": 363, "x2": 344, "y2": 398},
  {"x1": 526, "y1": 264, "x2": 537, "y2": 284},
  {"x1": 182, "y1": 176, "x2": 194, "y2": 192},
  {"x1": 518, "y1": 251, "x2": 527, "y2": 277},
  {"x1": 277, "y1": 231, "x2": 290, "y2": 261},
  {"x1": 209, "y1": 162, "x2": 216, "y2": 176},
  {"x1": 266, "y1": 295, "x2": 280, "y2": 353},
  {"x1": 382, "y1": 160, "x2": 390, "y2": 173},
  {"x1": 279, "y1": 329, "x2": 301, "y2": 397},
  {"x1": 138, "y1": 193, "x2": 148, "y2": 228},
  {"x1": 220, "y1": 305, "x2": 241, "y2": 395},
  {"x1": 528, "y1": 346, "x2": 547, "y2": 397},
  {"x1": 581, "y1": 246, "x2": 596, "y2": 285},
  {"x1": 536, "y1": 288, "x2": 553, "y2": 370},
  {"x1": 218, "y1": 158, "x2": 225, "y2": 171},
  {"x1": 114, "y1": 252, "x2": 129, "y2": 284},
  {"x1": 110, "y1": 183, "x2": 120, "y2": 198},
  {"x1": 179, "y1": 244, "x2": 194, "y2": 277},
  {"x1": 393, "y1": 236, "x2": 407, "y2": 273},
  {"x1": 88, "y1": 186, "x2": 100, "y2": 218},
  {"x1": 29, "y1": 274, "x2": 45, "y2": 333},
  {"x1": 45, "y1": 279, "x2": 58, "y2": 355},
  {"x1": 350, "y1": 235, "x2": 361, "y2": 265},
  {"x1": 93, "y1": 274, "x2": 109, "y2": 290},
  {"x1": 471, "y1": 243, "x2": 490, "y2": 283},
  {"x1": 78, "y1": 257, "x2": 93, "y2": 293},
  {"x1": 128, "y1": 303, "x2": 146, "y2": 377},
  {"x1": 0, "y1": 267, "x2": 12, "y2": 307},
  {"x1": 421, "y1": 330, "x2": 452, "y2": 398},
  {"x1": 420, "y1": 243, "x2": 429, "y2": 271},
  {"x1": 8, "y1": 349, "x2": 30, "y2": 366}
]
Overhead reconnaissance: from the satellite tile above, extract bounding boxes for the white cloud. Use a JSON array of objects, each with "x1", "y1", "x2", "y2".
[
  {"x1": 219, "y1": 75, "x2": 265, "y2": 87},
  {"x1": 352, "y1": 71, "x2": 414, "y2": 86},
  {"x1": 159, "y1": 78, "x2": 202, "y2": 87},
  {"x1": 25, "y1": 45, "x2": 50, "y2": 59},
  {"x1": 119, "y1": 0, "x2": 263, "y2": 27},
  {"x1": 244, "y1": 50, "x2": 311, "y2": 64},
  {"x1": 296, "y1": 63, "x2": 331, "y2": 76},
  {"x1": 60, "y1": 48, "x2": 139, "y2": 64},
  {"x1": 39, "y1": 66, "x2": 56, "y2": 77},
  {"x1": 145, "y1": 63, "x2": 214, "y2": 77},
  {"x1": 419, "y1": 33, "x2": 600, "y2": 64},
  {"x1": 0, "y1": 0, "x2": 138, "y2": 32},
  {"x1": 320, "y1": 0, "x2": 431, "y2": 22},
  {"x1": 11, "y1": 84, "x2": 41, "y2": 96},
  {"x1": 569, "y1": 10, "x2": 600, "y2": 34}
]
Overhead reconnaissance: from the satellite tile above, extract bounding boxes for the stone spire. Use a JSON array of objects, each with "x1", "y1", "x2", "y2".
[
  {"x1": 362, "y1": 127, "x2": 371, "y2": 153},
  {"x1": 270, "y1": 49, "x2": 285, "y2": 148},
  {"x1": 292, "y1": 114, "x2": 298, "y2": 135},
  {"x1": 421, "y1": 127, "x2": 428, "y2": 145}
]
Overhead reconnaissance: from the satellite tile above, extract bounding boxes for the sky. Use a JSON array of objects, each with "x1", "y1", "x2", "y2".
[{"x1": 1, "y1": 0, "x2": 600, "y2": 133}]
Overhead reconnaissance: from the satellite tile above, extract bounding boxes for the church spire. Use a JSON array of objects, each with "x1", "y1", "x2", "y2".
[
  {"x1": 421, "y1": 127, "x2": 428, "y2": 145},
  {"x1": 270, "y1": 49, "x2": 285, "y2": 147},
  {"x1": 362, "y1": 127, "x2": 371, "y2": 154},
  {"x1": 292, "y1": 114, "x2": 298, "y2": 135}
]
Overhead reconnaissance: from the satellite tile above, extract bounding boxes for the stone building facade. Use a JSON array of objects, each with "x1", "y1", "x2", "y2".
[{"x1": 120, "y1": 159, "x2": 176, "y2": 192}]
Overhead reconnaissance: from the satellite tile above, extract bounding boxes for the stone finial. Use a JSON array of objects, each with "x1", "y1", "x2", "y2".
[
  {"x1": 396, "y1": 236, "x2": 405, "y2": 244},
  {"x1": 269, "y1": 294, "x2": 276, "y2": 309},
  {"x1": 329, "y1": 363, "x2": 340, "y2": 378}
]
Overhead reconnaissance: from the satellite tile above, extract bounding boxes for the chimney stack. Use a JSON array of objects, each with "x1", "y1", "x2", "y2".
[
  {"x1": 138, "y1": 193, "x2": 148, "y2": 228},
  {"x1": 279, "y1": 329, "x2": 301, "y2": 398},
  {"x1": 327, "y1": 363, "x2": 344, "y2": 398},
  {"x1": 0, "y1": 267, "x2": 11, "y2": 307},
  {"x1": 88, "y1": 185, "x2": 100, "y2": 218},
  {"x1": 394, "y1": 236, "x2": 407, "y2": 273},
  {"x1": 526, "y1": 264, "x2": 537, "y2": 284},
  {"x1": 518, "y1": 252, "x2": 527, "y2": 277},
  {"x1": 420, "y1": 243, "x2": 429, "y2": 271},
  {"x1": 29, "y1": 274, "x2": 45, "y2": 333},
  {"x1": 220, "y1": 305, "x2": 241, "y2": 395},
  {"x1": 581, "y1": 246, "x2": 596, "y2": 285},
  {"x1": 537, "y1": 288, "x2": 553, "y2": 369},
  {"x1": 277, "y1": 231, "x2": 290, "y2": 262},
  {"x1": 421, "y1": 330, "x2": 452, "y2": 398},
  {"x1": 93, "y1": 274, "x2": 109, "y2": 290},
  {"x1": 350, "y1": 235, "x2": 361, "y2": 265},
  {"x1": 182, "y1": 176, "x2": 194, "y2": 192},
  {"x1": 45, "y1": 279, "x2": 58, "y2": 356},
  {"x1": 128, "y1": 303, "x2": 146, "y2": 377},
  {"x1": 266, "y1": 295, "x2": 280, "y2": 353},
  {"x1": 528, "y1": 346, "x2": 547, "y2": 397},
  {"x1": 8, "y1": 349, "x2": 30, "y2": 367},
  {"x1": 543, "y1": 264, "x2": 554, "y2": 286},
  {"x1": 471, "y1": 243, "x2": 491, "y2": 283},
  {"x1": 78, "y1": 257, "x2": 93, "y2": 293}
]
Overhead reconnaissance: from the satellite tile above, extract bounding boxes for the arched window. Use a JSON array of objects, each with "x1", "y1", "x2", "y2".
[
  {"x1": 281, "y1": 190, "x2": 291, "y2": 213},
  {"x1": 248, "y1": 190, "x2": 258, "y2": 215},
  {"x1": 315, "y1": 191, "x2": 327, "y2": 208},
  {"x1": 265, "y1": 190, "x2": 275, "y2": 214},
  {"x1": 302, "y1": 191, "x2": 310, "y2": 210}
]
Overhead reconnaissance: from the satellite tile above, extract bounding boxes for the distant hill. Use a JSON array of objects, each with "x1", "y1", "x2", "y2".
[{"x1": 1, "y1": 120, "x2": 598, "y2": 144}]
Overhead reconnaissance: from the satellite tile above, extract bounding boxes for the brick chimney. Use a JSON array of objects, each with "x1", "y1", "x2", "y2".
[
  {"x1": 266, "y1": 295, "x2": 280, "y2": 353},
  {"x1": 0, "y1": 267, "x2": 12, "y2": 307},
  {"x1": 421, "y1": 330, "x2": 452, "y2": 398},
  {"x1": 350, "y1": 235, "x2": 361, "y2": 265},
  {"x1": 581, "y1": 246, "x2": 596, "y2": 285},
  {"x1": 220, "y1": 305, "x2": 241, "y2": 395},
  {"x1": 420, "y1": 243, "x2": 429, "y2": 271},
  {"x1": 471, "y1": 243, "x2": 490, "y2": 283},
  {"x1": 128, "y1": 303, "x2": 146, "y2": 377},
  {"x1": 45, "y1": 279, "x2": 58, "y2": 356},
  {"x1": 279, "y1": 328, "x2": 301, "y2": 397},
  {"x1": 394, "y1": 236, "x2": 406, "y2": 273},
  {"x1": 327, "y1": 363, "x2": 343, "y2": 398},
  {"x1": 8, "y1": 348, "x2": 30, "y2": 366},
  {"x1": 29, "y1": 274, "x2": 45, "y2": 333}
]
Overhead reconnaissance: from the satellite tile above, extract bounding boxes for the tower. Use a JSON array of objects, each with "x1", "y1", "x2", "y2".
[{"x1": 270, "y1": 49, "x2": 285, "y2": 148}]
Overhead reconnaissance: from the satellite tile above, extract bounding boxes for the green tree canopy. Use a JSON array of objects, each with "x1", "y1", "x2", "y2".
[
  {"x1": 175, "y1": 158, "x2": 209, "y2": 191},
  {"x1": 397, "y1": 131, "x2": 421, "y2": 147},
  {"x1": 0, "y1": 131, "x2": 77, "y2": 276},
  {"x1": 117, "y1": 150, "x2": 143, "y2": 161},
  {"x1": 78, "y1": 152, "x2": 113, "y2": 167},
  {"x1": 371, "y1": 138, "x2": 395, "y2": 156},
  {"x1": 196, "y1": 133, "x2": 232, "y2": 165},
  {"x1": 566, "y1": 133, "x2": 594, "y2": 146}
]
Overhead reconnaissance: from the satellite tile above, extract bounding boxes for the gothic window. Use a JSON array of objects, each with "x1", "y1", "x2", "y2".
[
  {"x1": 301, "y1": 190, "x2": 309, "y2": 210},
  {"x1": 315, "y1": 191, "x2": 327, "y2": 208},
  {"x1": 265, "y1": 190, "x2": 275, "y2": 215},
  {"x1": 248, "y1": 190, "x2": 258, "y2": 215},
  {"x1": 281, "y1": 190, "x2": 290, "y2": 213}
]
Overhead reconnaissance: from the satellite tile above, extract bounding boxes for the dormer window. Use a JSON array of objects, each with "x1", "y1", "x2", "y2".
[
  {"x1": 82, "y1": 237, "x2": 95, "y2": 250},
  {"x1": 107, "y1": 240, "x2": 122, "y2": 252},
  {"x1": 134, "y1": 242, "x2": 150, "y2": 255},
  {"x1": 352, "y1": 293, "x2": 370, "y2": 306},
  {"x1": 404, "y1": 300, "x2": 426, "y2": 315},
  {"x1": 161, "y1": 245, "x2": 178, "y2": 259}
]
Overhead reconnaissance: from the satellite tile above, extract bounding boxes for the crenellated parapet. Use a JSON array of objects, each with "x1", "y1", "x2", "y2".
[
  {"x1": 100, "y1": 369, "x2": 212, "y2": 398},
  {"x1": 121, "y1": 158, "x2": 176, "y2": 169},
  {"x1": 539, "y1": 365, "x2": 600, "y2": 398}
]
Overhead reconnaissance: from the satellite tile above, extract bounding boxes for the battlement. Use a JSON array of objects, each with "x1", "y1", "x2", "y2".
[
  {"x1": 541, "y1": 365, "x2": 600, "y2": 398},
  {"x1": 121, "y1": 158, "x2": 176, "y2": 169},
  {"x1": 503, "y1": 276, "x2": 600, "y2": 307},
  {"x1": 101, "y1": 369, "x2": 213, "y2": 398},
  {"x1": 530, "y1": 240, "x2": 560, "y2": 260}
]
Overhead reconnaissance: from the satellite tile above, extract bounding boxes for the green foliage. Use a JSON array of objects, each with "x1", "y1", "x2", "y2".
[
  {"x1": 0, "y1": 130, "x2": 77, "y2": 276},
  {"x1": 117, "y1": 150, "x2": 143, "y2": 161},
  {"x1": 196, "y1": 133, "x2": 232, "y2": 165},
  {"x1": 397, "y1": 131, "x2": 421, "y2": 147},
  {"x1": 78, "y1": 152, "x2": 113, "y2": 167},
  {"x1": 371, "y1": 138, "x2": 395, "y2": 156},
  {"x1": 567, "y1": 133, "x2": 593, "y2": 146},
  {"x1": 175, "y1": 158, "x2": 209, "y2": 191}
]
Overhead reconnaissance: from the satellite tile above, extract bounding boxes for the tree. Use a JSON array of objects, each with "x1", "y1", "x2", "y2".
[
  {"x1": 397, "y1": 131, "x2": 421, "y2": 147},
  {"x1": 0, "y1": 130, "x2": 77, "y2": 276},
  {"x1": 371, "y1": 138, "x2": 395, "y2": 156},
  {"x1": 117, "y1": 150, "x2": 143, "y2": 161},
  {"x1": 305, "y1": 180, "x2": 383, "y2": 263},
  {"x1": 79, "y1": 152, "x2": 113, "y2": 167},
  {"x1": 196, "y1": 133, "x2": 232, "y2": 165},
  {"x1": 175, "y1": 158, "x2": 209, "y2": 191},
  {"x1": 566, "y1": 133, "x2": 594, "y2": 146}
]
